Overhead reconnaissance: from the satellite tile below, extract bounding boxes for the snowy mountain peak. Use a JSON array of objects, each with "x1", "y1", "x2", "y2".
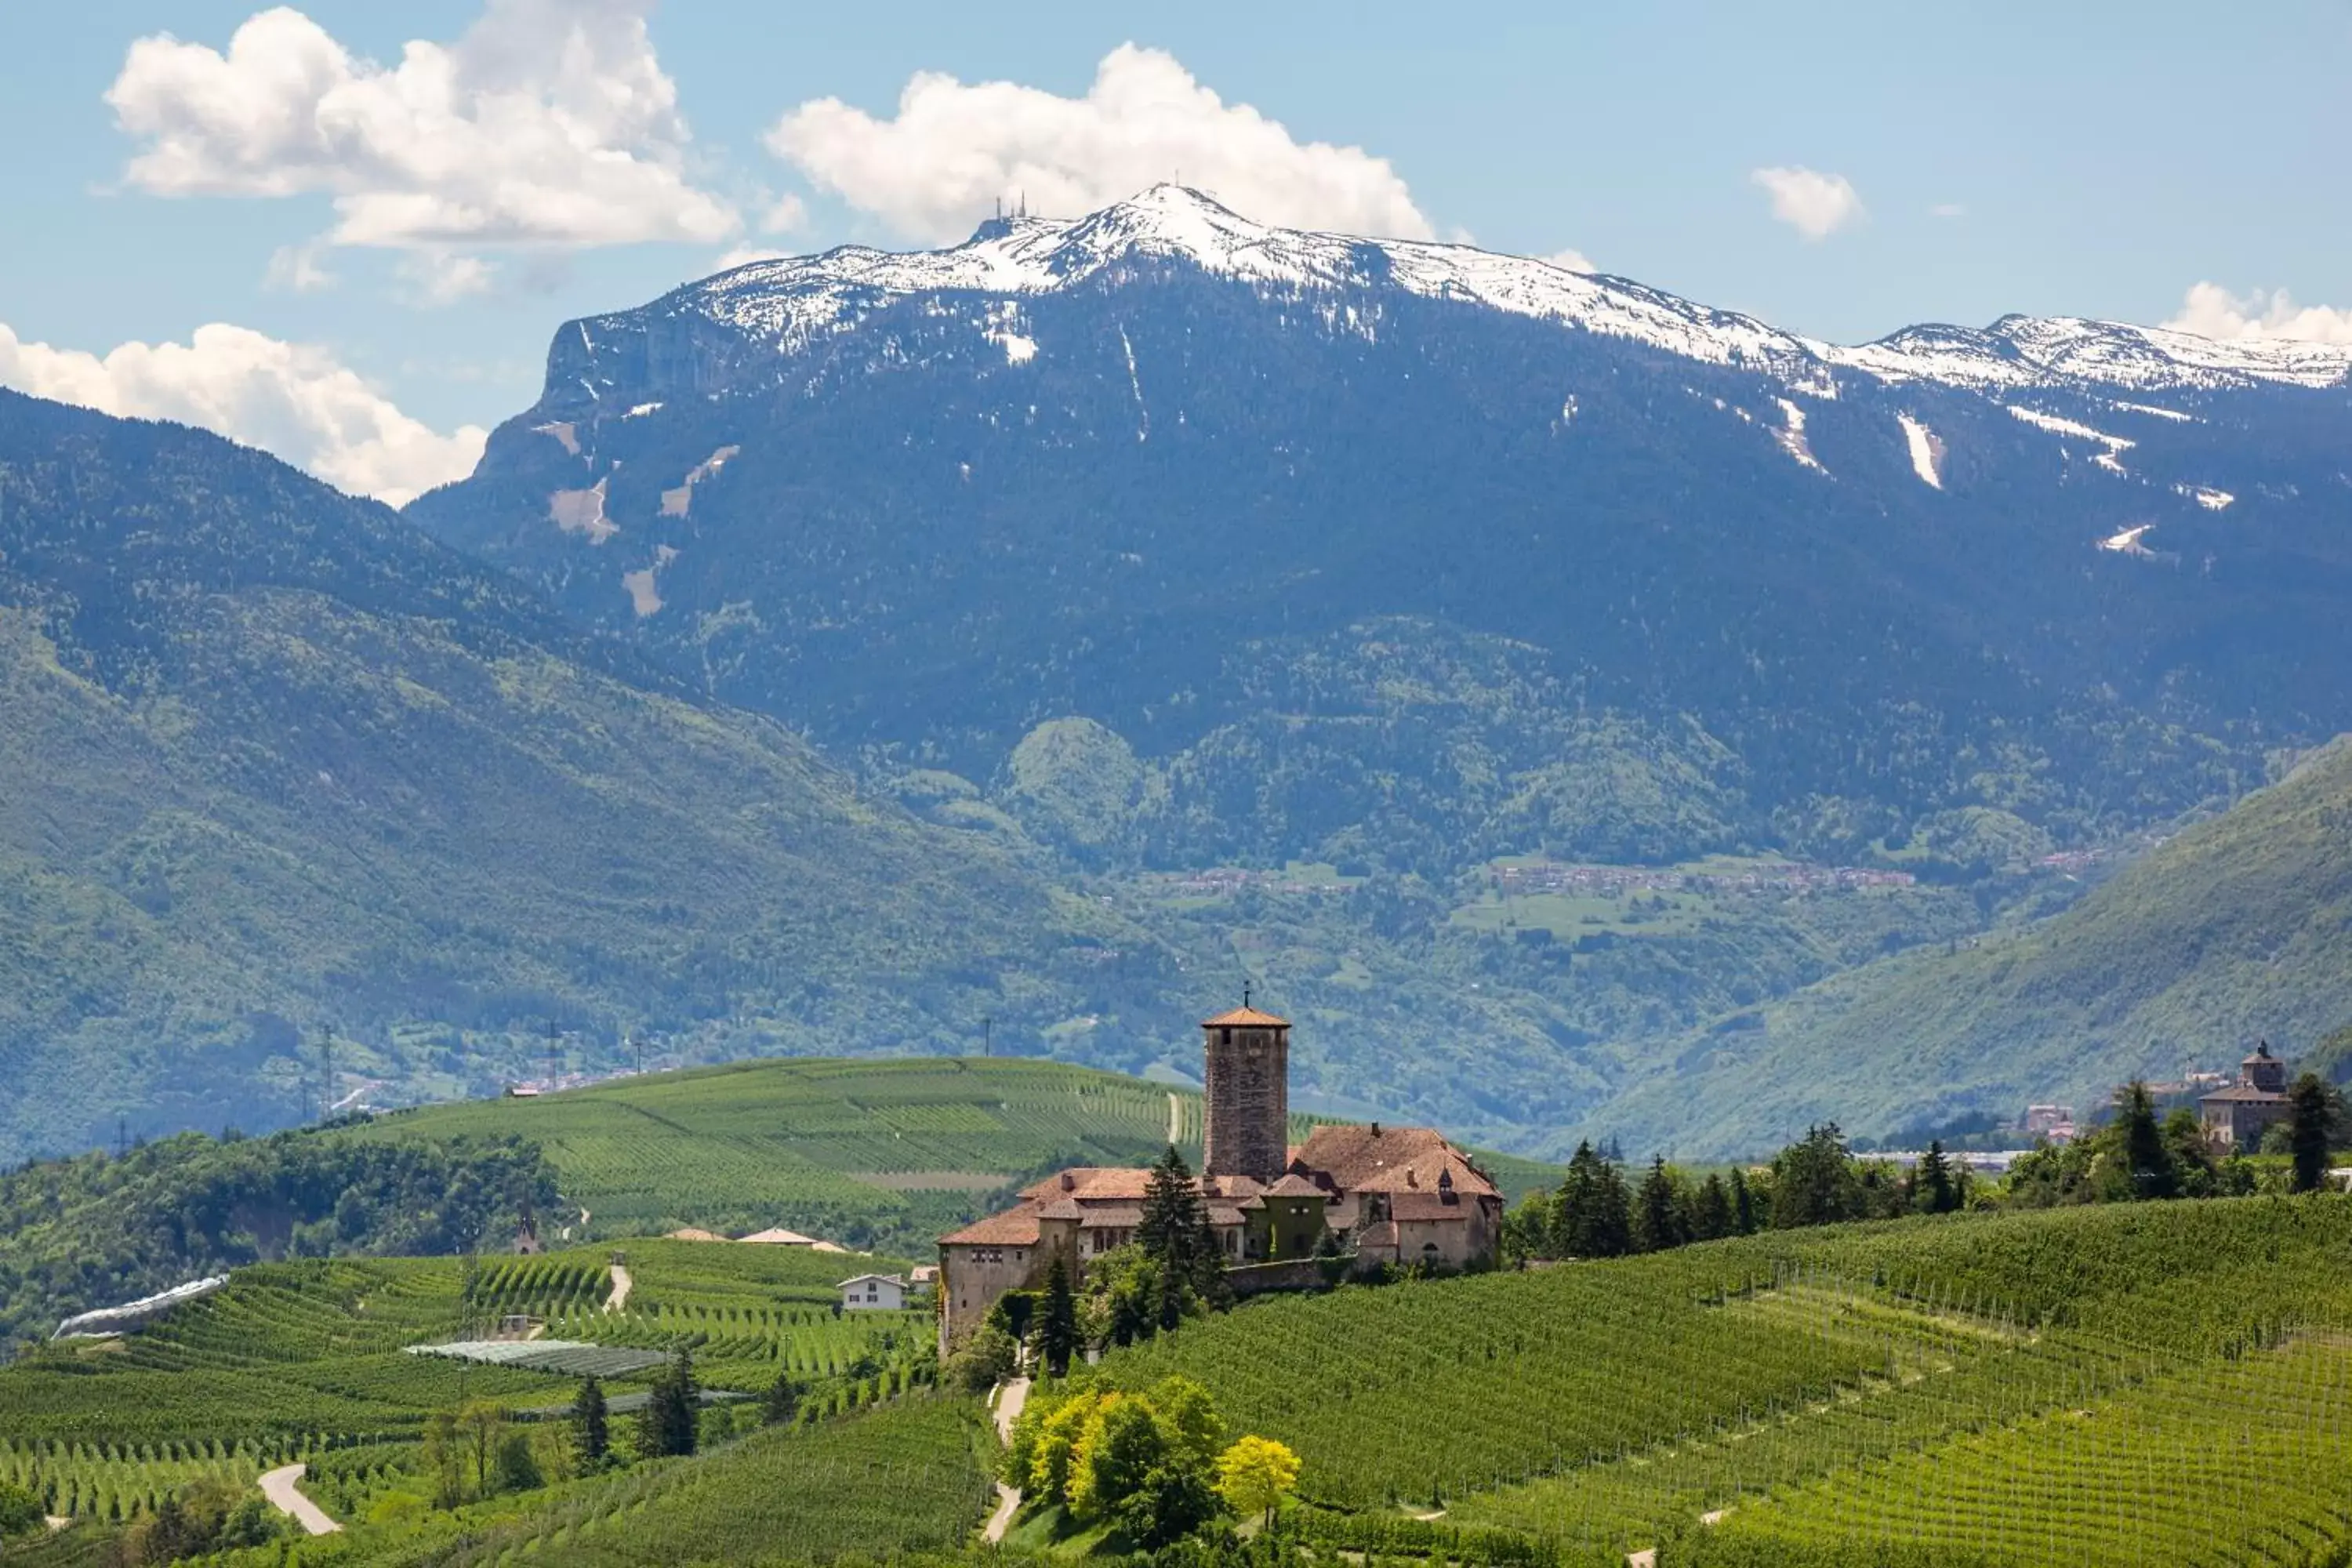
[{"x1": 619, "y1": 190, "x2": 2352, "y2": 397}]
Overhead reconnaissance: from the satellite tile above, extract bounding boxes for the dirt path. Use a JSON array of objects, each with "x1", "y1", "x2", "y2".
[
  {"x1": 258, "y1": 1465, "x2": 340, "y2": 1537},
  {"x1": 604, "y1": 1262, "x2": 633, "y2": 1314},
  {"x1": 1167, "y1": 1091, "x2": 1183, "y2": 1147},
  {"x1": 982, "y1": 1377, "x2": 1032, "y2": 1544}
]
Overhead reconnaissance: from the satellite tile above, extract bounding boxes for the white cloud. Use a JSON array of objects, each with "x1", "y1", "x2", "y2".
[
  {"x1": 107, "y1": 0, "x2": 737, "y2": 286},
  {"x1": 766, "y1": 43, "x2": 1432, "y2": 244},
  {"x1": 1750, "y1": 166, "x2": 1865, "y2": 240},
  {"x1": 265, "y1": 241, "x2": 336, "y2": 292},
  {"x1": 1546, "y1": 247, "x2": 1597, "y2": 274},
  {"x1": 1929, "y1": 202, "x2": 1966, "y2": 220},
  {"x1": 2162, "y1": 281, "x2": 2352, "y2": 344},
  {"x1": 0, "y1": 321, "x2": 486, "y2": 506}
]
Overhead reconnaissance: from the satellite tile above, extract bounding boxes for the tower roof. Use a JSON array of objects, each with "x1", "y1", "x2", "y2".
[{"x1": 1203, "y1": 1004, "x2": 1289, "y2": 1029}]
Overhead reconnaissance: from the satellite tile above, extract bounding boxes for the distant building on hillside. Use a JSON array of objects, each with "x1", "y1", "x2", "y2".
[
  {"x1": 839, "y1": 1273, "x2": 908, "y2": 1311},
  {"x1": 2198, "y1": 1043, "x2": 2292, "y2": 1149},
  {"x1": 2023, "y1": 1104, "x2": 2074, "y2": 1139},
  {"x1": 935, "y1": 1002, "x2": 1504, "y2": 1352}
]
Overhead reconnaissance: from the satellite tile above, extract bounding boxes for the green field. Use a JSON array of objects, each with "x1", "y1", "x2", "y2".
[{"x1": 336, "y1": 1055, "x2": 1562, "y2": 1253}]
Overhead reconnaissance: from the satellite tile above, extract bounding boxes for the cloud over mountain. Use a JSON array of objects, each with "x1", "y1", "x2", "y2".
[
  {"x1": 1750, "y1": 165, "x2": 1864, "y2": 240},
  {"x1": 106, "y1": 0, "x2": 737, "y2": 286},
  {"x1": 2165, "y1": 282, "x2": 2352, "y2": 345},
  {"x1": 0, "y1": 321, "x2": 485, "y2": 505},
  {"x1": 766, "y1": 43, "x2": 1433, "y2": 245}
]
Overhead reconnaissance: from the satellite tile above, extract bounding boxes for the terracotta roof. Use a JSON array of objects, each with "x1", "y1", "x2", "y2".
[
  {"x1": 1356, "y1": 1221, "x2": 1399, "y2": 1248},
  {"x1": 1202, "y1": 1005, "x2": 1290, "y2": 1029},
  {"x1": 1205, "y1": 1204, "x2": 1247, "y2": 1226},
  {"x1": 737, "y1": 1227, "x2": 818, "y2": 1245},
  {"x1": 939, "y1": 1207, "x2": 1044, "y2": 1246},
  {"x1": 1266, "y1": 1173, "x2": 1327, "y2": 1198},
  {"x1": 1019, "y1": 1167, "x2": 1154, "y2": 1203},
  {"x1": 2201, "y1": 1086, "x2": 2289, "y2": 1104},
  {"x1": 1294, "y1": 1124, "x2": 1501, "y2": 1200},
  {"x1": 1076, "y1": 1206, "x2": 1144, "y2": 1228},
  {"x1": 1199, "y1": 1174, "x2": 1266, "y2": 1200},
  {"x1": 1035, "y1": 1198, "x2": 1087, "y2": 1221},
  {"x1": 1388, "y1": 1191, "x2": 1477, "y2": 1221}
]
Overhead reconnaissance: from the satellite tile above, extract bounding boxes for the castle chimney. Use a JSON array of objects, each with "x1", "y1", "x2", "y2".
[{"x1": 1200, "y1": 997, "x2": 1290, "y2": 1185}]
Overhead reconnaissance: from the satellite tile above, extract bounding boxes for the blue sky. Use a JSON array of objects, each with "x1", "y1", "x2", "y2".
[{"x1": 2, "y1": 0, "x2": 2348, "y2": 501}]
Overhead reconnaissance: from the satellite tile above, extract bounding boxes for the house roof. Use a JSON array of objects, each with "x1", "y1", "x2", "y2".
[
  {"x1": 1205, "y1": 1204, "x2": 1247, "y2": 1226},
  {"x1": 1019, "y1": 1167, "x2": 1154, "y2": 1203},
  {"x1": 838, "y1": 1273, "x2": 906, "y2": 1289},
  {"x1": 939, "y1": 1207, "x2": 1044, "y2": 1246},
  {"x1": 1034, "y1": 1197, "x2": 1088, "y2": 1221},
  {"x1": 2201, "y1": 1086, "x2": 2289, "y2": 1105},
  {"x1": 737, "y1": 1227, "x2": 818, "y2": 1245},
  {"x1": 1202, "y1": 1005, "x2": 1290, "y2": 1029},
  {"x1": 1294, "y1": 1124, "x2": 1501, "y2": 1200},
  {"x1": 665, "y1": 1227, "x2": 725, "y2": 1242},
  {"x1": 1265, "y1": 1174, "x2": 1327, "y2": 1199},
  {"x1": 1388, "y1": 1191, "x2": 1477, "y2": 1221},
  {"x1": 1077, "y1": 1206, "x2": 1145, "y2": 1229}
]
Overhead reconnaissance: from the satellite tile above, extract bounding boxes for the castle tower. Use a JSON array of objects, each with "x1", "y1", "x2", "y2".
[{"x1": 1201, "y1": 997, "x2": 1290, "y2": 1185}]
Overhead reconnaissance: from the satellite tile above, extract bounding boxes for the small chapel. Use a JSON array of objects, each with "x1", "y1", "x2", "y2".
[{"x1": 935, "y1": 1002, "x2": 1504, "y2": 1348}]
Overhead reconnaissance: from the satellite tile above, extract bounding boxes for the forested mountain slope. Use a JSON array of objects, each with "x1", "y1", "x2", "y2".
[
  {"x1": 1590, "y1": 738, "x2": 2352, "y2": 1155},
  {"x1": 0, "y1": 390, "x2": 1168, "y2": 1161}
]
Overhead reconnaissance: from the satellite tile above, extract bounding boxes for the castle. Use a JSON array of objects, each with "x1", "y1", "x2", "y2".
[
  {"x1": 935, "y1": 1003, "x2": 1504, "y2": 1349},
  {"x1": 2198, "y1": 1041, "x2": 2292, "y2": 1149}
]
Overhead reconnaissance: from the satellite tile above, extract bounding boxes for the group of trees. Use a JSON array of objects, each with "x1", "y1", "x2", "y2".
[
  {"x1": 2009, "y1": 1076, "x2": 2347, "y2": 1207},
  {"x1": 1005, "y1": 1376, "x2": 1301, "y2": 1548},
  {"x1": 1512, "y1": 1125, "x2": 1965, "y2": 1261}
]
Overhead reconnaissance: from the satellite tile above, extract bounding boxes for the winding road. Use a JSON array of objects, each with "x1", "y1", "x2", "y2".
[
  {"x1": 258, "y1": 1465, "x2": 340, "y2": 1536},
  {"x1": 982, "y1": 1377, "x2": 1032, "y2": 1544}
]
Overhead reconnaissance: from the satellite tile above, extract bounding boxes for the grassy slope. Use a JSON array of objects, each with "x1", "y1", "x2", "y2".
[
  {"x1": 1584, "y1": 738, "x2": 2352, "y2": 1156},
  {"x1": 0, "y1": 392, "x2": 1164, "y2": 1163},
  {"x1": 342, "y1": 1055, "x2": 1564, "y2": 1250}
]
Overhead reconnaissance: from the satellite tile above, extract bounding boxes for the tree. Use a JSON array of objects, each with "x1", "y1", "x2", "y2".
[
  {"x1": 455, "y1": 1400, "x2": 509, "y2": 1498},
  {"x1": 1214, "y1": 1436, "x2": 1301, "y2": 1531},
  {"x1": 759, "y1": 1370, "x2": 801, "y2": 1427},
  {"x1": 494, "y1": 1430, "x2": 543, "y2": 1494},
  {"x1": 575, "y1": 1376, "x2": 612, "y2": 1465},
  {"x1": 1117, "y1": 1462, "x2": 1222, "y2": 1548},
  {"x1": 1773, "y1": 1124, "x2": 1859, "y2": 1228},
  {"x1": 1913, "y1": 1141, "x2": 1958, "y2": 1214},
  {"x1": 944, "y1": 1322, "x2": 1018, "y2": 1393},
  {"x1": 1035, "y1": 1253, "x2": 1080, "y2": 1376},
  {"x1": 1690, "y1": 1173, "x2": 1733, "y2": 1242},
  {"x1": 1729, "y1": 1166, "x2": 1758, "y2": 1233},
  {"x1": 0, "y1": 1481, "x2": 44, "y2": 1542},
  {"x1": 1137, "y1": 1145, "x2": 1225, "y2": 1325},
  {"x1": 2287, "y1": 1073, "x2": 2346, "y2": 1194},
  {"x1": 1633, "y1": 1156, "x2": 1687, "y2": 1253},
  {"x1": 1552, "y1": 1141, "x2": 1634, "y2": 1258},
  {"x1": 2111, "y1": 1082, "x2": 2178, "y2": 1201},
  {"x1": 638, "y1": 1348, "x2": 699, "y2": 1458}
]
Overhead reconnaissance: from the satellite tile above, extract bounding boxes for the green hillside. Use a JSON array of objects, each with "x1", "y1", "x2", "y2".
[
  {"x1": 1586, "y1": 738, "x2": 2352, "y2": 1156},
  {"x1": 0, "y1": 391, "x2": 1172, "y2": 1163},
  {"x1": 346, "y1": 1055, "x2": 1566, "y2": 1247}
]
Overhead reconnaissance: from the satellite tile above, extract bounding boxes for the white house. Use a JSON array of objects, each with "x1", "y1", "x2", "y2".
[{"x1": 838, "y1": 1273, "x2": 908, "y2": 1311}]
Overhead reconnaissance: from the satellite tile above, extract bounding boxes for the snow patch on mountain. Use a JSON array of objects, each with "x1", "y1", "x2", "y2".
[
  {"x1": 2099, "y1": 524, "x2": 2158, "y2": 557},
  {"x1": 2007, "y1": 405, "x2": 2136, "y2": 473},
  {"x1": 1774, "y1": 397, "x2": 1826, "y2": 473},
  {"x1": 1896, "y1": 413, "x2": 1942, "y2": 489},
  {"x1": 2175, "y1": 483, "x2": 2234, "y2": 511}
]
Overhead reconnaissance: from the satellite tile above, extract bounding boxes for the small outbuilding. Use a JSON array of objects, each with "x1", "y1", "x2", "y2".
[{"x1": 838, "y1": 1273, "x2": 909, "y2": 1311}]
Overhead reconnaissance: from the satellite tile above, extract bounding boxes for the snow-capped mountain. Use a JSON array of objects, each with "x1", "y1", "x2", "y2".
[
  {"x1": 583, "y1": 183, "x2": 2348, "y2": 397},
  {"x1": 413, "y1": 181, "x2": 2352, "y2": 850}
]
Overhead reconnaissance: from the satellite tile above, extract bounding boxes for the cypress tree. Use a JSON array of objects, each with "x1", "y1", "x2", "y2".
[
  {"x1": 1634, "y1": 1156, "x2": 1687, "y2": 1253},
  {"x1": 1916, "y1": 1140, "x2": 1958, "y2": 1214},
  {"x1": 2286, "y1": 1073, "x2": 2343, "y2": 1194},
  {"x1": 1729, "y1": 1167, "x2": 1757, "y2": 1234},
  {"x1": 1691, "y1": 1173, "x2": 1733, "y2": 1241},
  {"x1": 1035, "y1": 1253, "x2": 1080, "y2": 1375},
  {"x1": 638, "y1": 1348, "x2": 699, "y2": 1457},
  {"x1": 1581, "y1": 1150, "x2": 1635, "y2": 1258},
  {"x1": 573, "y1": 1376, "x2": 610, "y2": 1465},
  {"x1": 2112, "y1": 1082, "x2": 2177, "y2": 1200},
  {"x1": 759, "y1": 1371, "x2": 800, "y2": 1427},
  {"x1": 1137, "y1": 1145, "x2": 1224, "y2": 1317}
]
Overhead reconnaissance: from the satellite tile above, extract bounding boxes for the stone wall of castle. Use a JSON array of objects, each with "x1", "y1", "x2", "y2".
[{"x1": 1203, "y1": 1024, "x2": 1288, "y2": 1183}]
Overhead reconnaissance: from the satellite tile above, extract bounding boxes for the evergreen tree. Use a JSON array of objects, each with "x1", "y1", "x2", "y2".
[
  {"x1": 2111, "y1": 1081, "x2": 2178, "y2": 1201},
  {"x1": 1773, "y1": 1124, "x2": 1857, "y2": 1228},
  {"x1": 1137, "y1": 1145, "x2": 1224, "y2": 1322},
  {"x1": 1691, "y1": 1173, "x2": 1733, "y2": 1241},
  {"x1": 1634, "y1": 1156, "x2": 1687, "y2": 1253},
  {"x1": 574, "y1": 1376, "x2": 610, "y2": 1465},
  {"x1": 2286, "y1": 1073, "x2": 2344, "y2": 1194},
  {"x1": 638, "y1": 1348, "x2": 699, "y2": 1458},
  {"x1": 1548, "y1": 1141, "x2": 1604, "y2": 1258},
  {"x1": 1580, "y1": 1150, "x2": 1635, "y2": 1258},
  {"x1": 1915, "y1": 1140, "x2": 1958, "y2": 1214},
  {"x1": 1034, "y1": 1252, "x2": 1080, "y2": 1375},
  {"x1": 1729, "y1": 1167, "x2": 1757, "y2": 1233}
]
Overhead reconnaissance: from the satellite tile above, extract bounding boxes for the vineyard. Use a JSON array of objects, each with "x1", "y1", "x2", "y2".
[{"x1": 1096, "y1": 1198, "x2": 2352, "y2": 1560}]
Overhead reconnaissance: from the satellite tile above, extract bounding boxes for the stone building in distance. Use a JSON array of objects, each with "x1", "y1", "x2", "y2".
[
  {"x1": 2198, "y1": 1042, "x2": 2292, "y2": 1149},
  {"x1": 935, "y1": 1002, "x2": 1504, "y2": 1349}
]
